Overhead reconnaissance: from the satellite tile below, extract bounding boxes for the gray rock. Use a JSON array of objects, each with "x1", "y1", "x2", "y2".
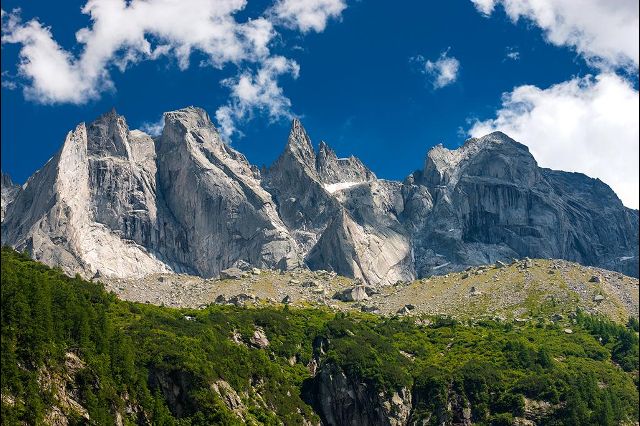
[
  {"x1": 593, "y1": 294, "x2": 605, "y2": 302},
  {"x1": 1, "y1": 172, "x2": 20, "y2": 223},
  {"x1": 228, "y1": 293, "x2": 255, "y2": 306},
  {"x1": 234, "y1": 260, "x2": 252, "y2": 271},
  {"x1": 249, "y1": 327, "x2": 269, "y2": 348},
  {"x1": 220, "y1": 268, "x2": 244, "y2": 280},
  {"x1": 406, "y1": 133, "x2": 638, "y2": 278},
  {"x1": 551, "y1": 313, "x2": 564, "y2": 322},
  {"x1": 397, "y1": 304, "x2": 415, "y2": 315},
  {"x1": 333, "y1": 285, "x2": 370, "y2": 302},
  {"x1": 302, "y1": 363, "x2": 412, "y2": 426},
  {"x1": 349, "y1": 287, "x2": 366, "y2": 302},
  {"x1": 2, "y1": 109, "x2": 637, "y2": 284}
]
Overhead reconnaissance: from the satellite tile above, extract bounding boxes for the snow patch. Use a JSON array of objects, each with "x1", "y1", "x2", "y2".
[
  {"x1": 323, "y1": 181, "x2": 362, "y2": 194},
  {"x1": 432, "y1": 262, "x2": 450, "y2": 270}
]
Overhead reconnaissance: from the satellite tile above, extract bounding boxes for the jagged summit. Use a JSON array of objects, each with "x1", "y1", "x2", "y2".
[
  {"x1": 316, "y1": 140, "x2": 376, "y2": 185},
  {"x1": 281, "y1": 117, "x2": 316, "y2": 173},
  {"x1": 86, "y1": 109, "x2": 132, "y2": 158},
  {"x1": 2, "y1": 106, "x2": 638, "y2": 282}
]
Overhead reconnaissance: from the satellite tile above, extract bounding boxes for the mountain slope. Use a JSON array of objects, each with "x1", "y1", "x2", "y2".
[
  {"x1": 2, "y1": 248, "x2": 638, "y2": 425},
  {"x1": 2, "y1": 107, "x2": 638, "y2": 282},
  {"x1": 404, "y1": 132, "x2": 639, "y2": 277}
]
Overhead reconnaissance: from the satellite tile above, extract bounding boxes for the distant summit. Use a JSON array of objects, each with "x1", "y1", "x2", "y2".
[{"x1": 2, "y1": 107, "x2": 638, "y2": 282}]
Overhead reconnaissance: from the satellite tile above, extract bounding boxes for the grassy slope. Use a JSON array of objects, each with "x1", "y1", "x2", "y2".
[{"x1": 1, "y1": 248, "x2": 638, "y2": 425}]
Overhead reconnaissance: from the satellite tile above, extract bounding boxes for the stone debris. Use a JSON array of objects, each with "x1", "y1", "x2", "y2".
[
  {"x1": 220, "y1": 268, "x2": 244, "y2": 280},
  {"x1": 250, "y1": 327, "x2": 270, "y2": 349},
  {"x1": 333, "y1": 285, "x2": 370, "y2": 302},
  {"x1": 99, "y1": 258, "x2": 638, "y2": 324}
]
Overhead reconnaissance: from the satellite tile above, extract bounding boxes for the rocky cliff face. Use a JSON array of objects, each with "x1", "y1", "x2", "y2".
[
  {"x1": 303, "y1": 363, "x2": 412, "y2": 426},
  {"x1": 2, "y1": 108, "x2": 638, "y2": 282},
  {"x1": 1, "y1": 172, "x2": 20, "y2": 222},
  {"x1": 404, "y1": 132, "x2": 639, "y2": 278},
  {"x1": 154, "y1": 107, "x2": 299, "y2": 276},
  {"x1": 265, "y1": 119, "x2": 414, "y2": 284}
]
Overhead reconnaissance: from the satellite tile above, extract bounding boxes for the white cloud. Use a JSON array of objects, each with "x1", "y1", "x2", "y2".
[
  {"x1": 215, "y1": 56, "x2": 300, "y2": 139},
  {"x1": 1, "y1": 71, "x2": 17, "y2": 89},
  {"x1": 415, "y1": 49, "x2": 460, "y2": 89},
  {"x1": 1, "y1": 2, "x2": 275, "y2": 104},
  {"x1": 470, "y1": 0, "x2": 639, "y2": 70},
  {"x1": 505, "y1": 46, "x2": 520, "y2": 60},
  {"x1": 271, "y1": 0, "x2": 346, "y2": 33},
  {"x1": 1, "y1": 0, "x2": 348, "y2": 137},
  {"x1": 468, "y1": 73, "x2": 639, "y2": 209},
  {"x1": 139, "y1": 117, "x2": 165, "y2": 136}
]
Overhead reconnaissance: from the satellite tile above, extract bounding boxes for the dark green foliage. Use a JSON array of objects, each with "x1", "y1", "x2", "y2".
[
  {"x1": 575, "y1": 308, "x2": 639, "y2": 371},
  {"x1": 1, "y1": 247, "x2": 638, "y2": 425}
]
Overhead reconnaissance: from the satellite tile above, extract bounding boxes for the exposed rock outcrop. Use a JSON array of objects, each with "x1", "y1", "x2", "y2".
[
  {"x1": 156, "y1": 107, "x2": 299, "y2": 277},
  {"x1": 404, "y1": 132, "x2": 639, "y2": 278},
  {"x1": 303, "y1": 363, "x2": 412, "y2": 426},
  {"x1": 1, "y1": 112, "x2": 175, "y2": 278},
  {"x1": 2, "y1": 108, "x2": 638, "y2": 283},
  {"x1": 1, "y1": 172, "x2": 20, "y2": 222}
]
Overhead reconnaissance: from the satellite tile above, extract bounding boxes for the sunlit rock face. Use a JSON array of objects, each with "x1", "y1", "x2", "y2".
[
  {"x1": 404, "y1": 131, "x2": 639, "y2": 277},
  {"x1": 2, "y1": 109, "x2": 638, "y2": 282}
]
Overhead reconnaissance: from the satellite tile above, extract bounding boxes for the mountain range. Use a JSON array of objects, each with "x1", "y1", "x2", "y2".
[{"x1": 2, "y1": 106, "x2": 638, "y2": 284}]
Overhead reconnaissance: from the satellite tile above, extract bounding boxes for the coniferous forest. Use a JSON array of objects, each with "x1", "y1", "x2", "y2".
[{"x1": 1, "y1": 247, "x2": 638, "y2": 425}]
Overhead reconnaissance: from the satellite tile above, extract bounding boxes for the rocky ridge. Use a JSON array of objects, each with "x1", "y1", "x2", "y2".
[{"x1": 2, "y1": 107, "x2": 638, "y2": 284}]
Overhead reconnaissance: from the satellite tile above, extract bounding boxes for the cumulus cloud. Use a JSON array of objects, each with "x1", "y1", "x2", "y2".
[
  {"x1": 414, "y1": 49, "x2": 460, "y2": 89},
  {"x1": 468, "y1": 73, "x2": 639, "y2": 209},
  {"x1": 215, "y1": 56, "x2": 300, "y2": 139},
  {"x1": 271, "y1": 0, "x2": 346, "y2": 33},
  {"x1": 470, "y1": 0, "x2": 639, "y2": 70},
  {"x1": 1, "y1": 0, "x2": 348, "y2": 137},
  {"x1": 1, "y1": 2, "x2": 274, "y2": 104}
]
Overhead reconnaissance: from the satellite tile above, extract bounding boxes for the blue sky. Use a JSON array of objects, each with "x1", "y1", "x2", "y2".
[{"x1": 2, "y1": 0, "x2": 638, "y2": 207}]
